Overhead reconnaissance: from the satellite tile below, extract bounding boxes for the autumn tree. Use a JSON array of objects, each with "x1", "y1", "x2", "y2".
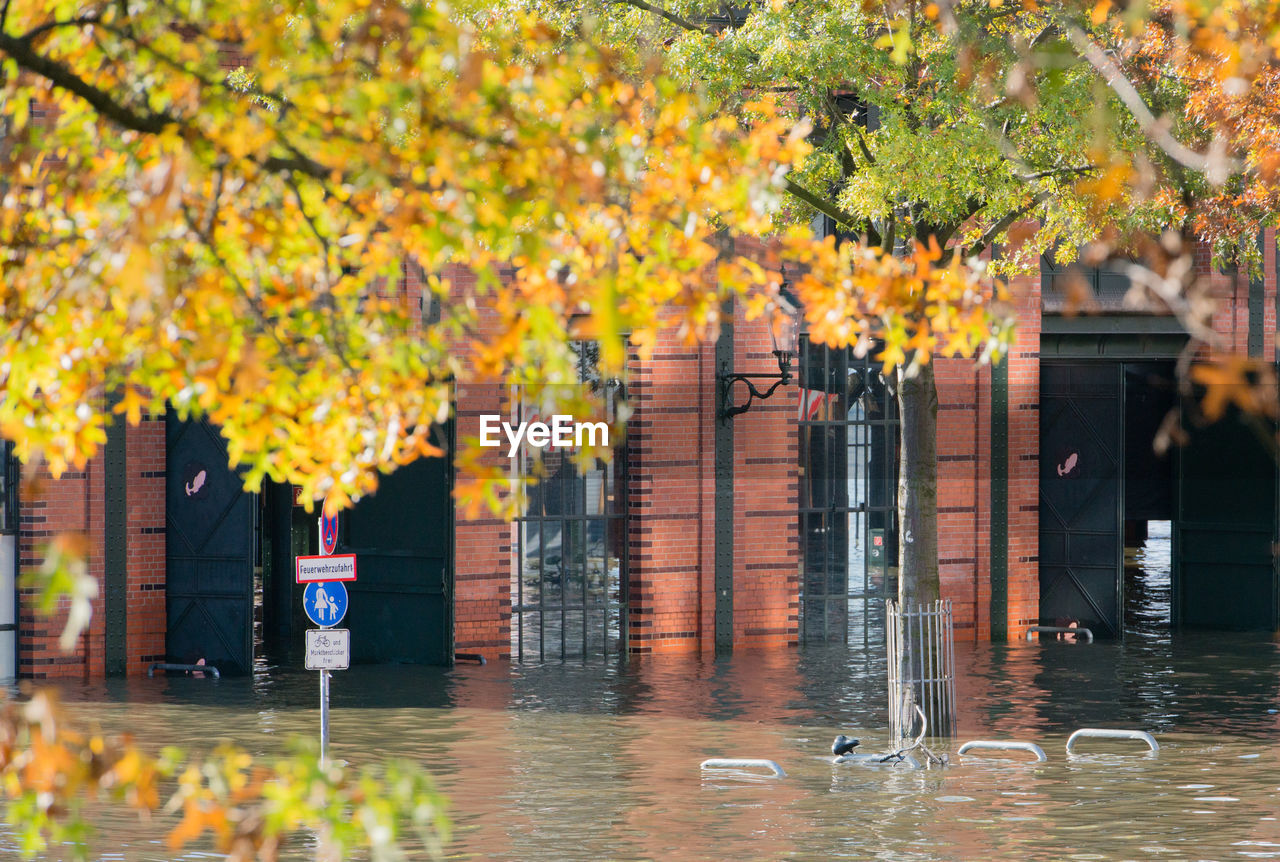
[
  {"x1": 0, "y1": 0, "x2": 817, "y2": 508},
  {"x1": 0, "y1": 0, "x2": 1009, "y2": 851},
  {"x1": 544, "y1": 0, "x2": 1280, "y2": 611},
  {"x1": 0, "y1": 1, "x2": 812, "y2": 856},
  {"x1": 0, "y1": 0, "x2": 1275, "y2": 848}
]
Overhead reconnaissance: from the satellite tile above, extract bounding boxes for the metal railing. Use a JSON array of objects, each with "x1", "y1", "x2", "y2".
[
  {"x1": 700, "y1": 758, "x2": 786, "y2": 778},
  {"x1": 1066, "y1": 728, "x2": 1159, "y2": 753},
  {"x1": 147, "y1": 662, "x2": 220, "y2": 679},
  {"x1": 957, "y1": 740, "x2": 1048, "y2": 762},
  {"x1": 886, "y1": 599, "x2": 956, "y2": 741}
]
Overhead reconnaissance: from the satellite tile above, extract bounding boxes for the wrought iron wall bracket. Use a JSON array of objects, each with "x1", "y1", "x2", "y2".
[{"x1": 718, "y1": 356, "x2": 792, "y2": 422}]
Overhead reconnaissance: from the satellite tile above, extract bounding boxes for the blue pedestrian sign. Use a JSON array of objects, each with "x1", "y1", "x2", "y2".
[{"x1": 304, "y1": 581, "x2": 348, "y2": 628}]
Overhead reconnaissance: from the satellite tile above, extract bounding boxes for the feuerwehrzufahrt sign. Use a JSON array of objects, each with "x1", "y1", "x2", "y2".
[{"x1": 296, "y1": 553, "x2": 357, "y2": 583}]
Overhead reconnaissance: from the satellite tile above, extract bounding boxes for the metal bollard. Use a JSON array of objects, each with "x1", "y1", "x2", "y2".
[
  {"x1": 957, "y1": 740, "x2": 1048, "y2": 762},
  {"x1": 1066, "y1": 728, "x2": 1159, "y2": 753}
]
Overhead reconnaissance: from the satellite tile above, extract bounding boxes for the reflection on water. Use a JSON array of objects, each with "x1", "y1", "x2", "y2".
[
  {"x1": 15, "y1": 627, "x2": 1280, "y2": 860},
  {"x1": 1126, "y1": 519, "x2": 1173, "y2": 639}
]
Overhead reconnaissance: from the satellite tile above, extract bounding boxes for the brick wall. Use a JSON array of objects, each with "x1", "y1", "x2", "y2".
[
  {"x1": 449, "y1": 262, "x2": 512, "y2": 663},
  {"x1": 918, "y1": 257, "x2": 1041, "y2": 643},
  {"x1": 1267, "y1": 230, "x2": 1278, "y2": 362},
  {"x1": 624, "y1": 324, "x2": 717, "y2": 653},
  {"x1": 17, "y1": 415, "x2": 169, "y2": 678},
  {"x1": 18, "y1": 459, "x2": 100, "y2": 678},
  {"x1": 1005, "y1": 268, "x2": 1042, "y2": 638},
  {"x1": 453, "y1": 382, "x2": 512, "y2": 662},
  {"x1": 125, "y1": 414, "x2": 167, "y2": 674},
  {"x1": 934, "y1": 356, "x2": 989, "y2": 638},
  {"x1": 621, "y1": 295, "x2": 798, "y2": 654},
  {"x1": 731, "y1": 305, "x2": 799, "y2": 649},
  {"x1": 16, "y1": 239, "x2": 1271, "y2": 674}
]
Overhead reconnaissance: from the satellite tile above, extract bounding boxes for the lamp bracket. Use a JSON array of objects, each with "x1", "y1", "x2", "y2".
[{"x1": 718, "y1": 352, "x2": 794, "y2": 422}]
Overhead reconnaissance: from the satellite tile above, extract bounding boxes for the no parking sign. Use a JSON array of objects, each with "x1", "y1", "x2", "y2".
[{"x1": 320, "y1": 510, "x2": 339, "y2": 555}]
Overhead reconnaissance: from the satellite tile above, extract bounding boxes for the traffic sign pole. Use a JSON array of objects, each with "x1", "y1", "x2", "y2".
[
  {"x1": 318, "y1": 506, "x2": 337, "y2": 769},
  {"x1": 320, "y1": 667, "x2": 330, "y2": 768}
]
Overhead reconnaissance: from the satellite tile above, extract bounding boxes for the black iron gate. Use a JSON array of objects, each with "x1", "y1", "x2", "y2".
[
  {"x1": 798, "y1": 338, "x2": 899, "y2": 645},
  {"x1": 1038, "y1": 363, "x2": 1124, "y2": 638},
  {"x1": 1175, "y1": 401, "x2": 1278, "y2": 630},
  {"x1": 166, "y1": 413, "x2": 255, "y2": 675}
]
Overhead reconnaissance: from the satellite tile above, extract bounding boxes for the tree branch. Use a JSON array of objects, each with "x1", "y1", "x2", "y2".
[
  {"x1": 616, "y1": 0, "x2": 710, "y2": 35},
  {"x1": 18, "y1": 12, "x2": 104, "y2": 42},
  {"x1": 0, "y1": 30, "x2": 341, "y2": 183},
  {"x1": 881, "y1": 208, "x2": 896, "y2": 255},
  {"x1": 0, "y1": 29, "x2": 175, "y2": 134},
  {"x1": 967, "y1": 190, "x2": 1051, "y2": 260},
  {"x1": 782, "y1": 177, "x2": 861, "y2": 228},
  {"x1": 1028, "y1": 22, "x2": 1056, "y2": 50},
  {"x1": 1015, "y1": 164, "x2": 1094, "y2": 181},
  {"x1": 1064, "y1": 24, "x2": 1243, "y2": 184},
  {"x1": 852, "y1": 123, "x2": 876, "y2": 166}
]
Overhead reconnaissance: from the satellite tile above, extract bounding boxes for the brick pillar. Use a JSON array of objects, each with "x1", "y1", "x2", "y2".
[
  {"x1": 18, "y1": 458, "x2": 103, "y2": 678},
  {"x1": 1005, "y1": 269, "x2": 1042, "y2": 638},
  {"x1": 625, "y1": 332, "x2": 717, "y2": 653},
  {"x1": 731, "y1": 305, "x2": 799, "y2": 649},
  {"x1": 126, "y1": 415, "x2": 168, "y2": 674},
  {"x1": 934, "y1": 356, "x2": 989, "y2": 639},
  {"x1": 453, "y1": 382, "x2": 511, "y2": 662}
]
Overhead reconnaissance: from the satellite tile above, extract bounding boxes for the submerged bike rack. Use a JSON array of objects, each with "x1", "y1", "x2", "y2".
[
  {"x1": 1025, "y1": 625, "x2": 1094, "y2": 643},
  {"x1": 1066, "y1": 728, "x2": 1159, "y2": 753},
  {"x1": 957, "y1": 740, "x2": 1048, "y2": 762},
  {"x1": 700, "y1": 758, "x2": 786, "y2": 778}
]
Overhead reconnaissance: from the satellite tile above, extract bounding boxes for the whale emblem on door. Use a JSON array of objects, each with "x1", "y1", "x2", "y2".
[{"x1": 1057, "y1": 451, "x2": 1079, "y2": 477}]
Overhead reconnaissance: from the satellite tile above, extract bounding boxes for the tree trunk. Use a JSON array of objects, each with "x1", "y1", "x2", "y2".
[
  {"x1": 890, "y1": 360, "x2": 945, "y2": 742},
  {"x1": 896, "y1": 361, "x2": 940, "y2": 607}
]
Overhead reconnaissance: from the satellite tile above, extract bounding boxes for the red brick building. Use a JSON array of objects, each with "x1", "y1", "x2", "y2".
[{"x1": 6, "y1": 233, "x2": 1279, "y2": 677}]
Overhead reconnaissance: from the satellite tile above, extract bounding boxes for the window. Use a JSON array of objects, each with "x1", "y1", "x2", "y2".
[
  {"x1": 511, "y1": 344, "x2": 627, "y2": 661},
  {"x1": 0, "y1": 440, "x2": 17, "y2": 678},
  {"x1": 1041, "y1": 252, "x2": 1143, "y2": 313},
  {"x1": 0, "y1": 440, "x2": 15, "y2": 535},
  {"x1": 798, "y1": 338, "x2": 899, "y2": 646}
]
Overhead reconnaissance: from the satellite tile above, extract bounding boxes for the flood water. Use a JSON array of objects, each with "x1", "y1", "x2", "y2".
[{"x1": 14, "y1": 527, "x2": 1280, "y2": 861}]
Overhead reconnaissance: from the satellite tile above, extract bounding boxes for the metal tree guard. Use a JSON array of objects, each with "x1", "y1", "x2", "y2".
[{"x1": 886, "y1": 599, "x2": 957, "y2": 741}]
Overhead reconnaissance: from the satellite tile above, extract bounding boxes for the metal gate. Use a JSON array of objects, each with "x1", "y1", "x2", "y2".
[
  {"x1": 166, "y1": 413, "x2": 255, "y2": 675},
  {"x1": 1038, "y1": 363, "x2": 1124, "y2": 638},
  {"x1": 340, "y1": 450, "x2": 452, "y2": 665},
  {"x1": 1175, "y1": 401, "x2": 1278, "y2": 630},
  {"x1": 798, "y1": 338, "x2": 899, "y2": 645}
]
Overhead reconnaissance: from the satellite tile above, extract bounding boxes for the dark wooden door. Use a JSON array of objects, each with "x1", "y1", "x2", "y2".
[
  {"x1": 1039, "y1": 363, "x2": 1124, "y2": 638},
  {"x1": 1175, "y1": 401, "x2": 1278, "y2": 630},
  {"x1": 339, "y1": 452, "x2": 452, "y2": 664},
  {"x1": 166, "y1": 413, "x2": 254, "y2": 675}
]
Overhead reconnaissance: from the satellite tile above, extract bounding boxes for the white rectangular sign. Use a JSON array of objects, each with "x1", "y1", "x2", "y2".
[
  {"x1": 305, "y1": 628, "x2": 350, "y2": 670},
  {"x1": 296, "y1": 553, "x2": 357, "y2": 583}
]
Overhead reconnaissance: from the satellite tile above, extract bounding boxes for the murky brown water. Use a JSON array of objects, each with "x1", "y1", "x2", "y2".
[
  {"x1": 8, "y1": 626, "x2": 1279, "y2": 862},
  {"x1": 14, "y1": 532, "x2": 1280, "y2": 860}
]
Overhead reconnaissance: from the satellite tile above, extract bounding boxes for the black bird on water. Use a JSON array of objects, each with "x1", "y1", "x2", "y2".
[{"x1": 831, "y1": 735, "x2": 860, "y2": 756}]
